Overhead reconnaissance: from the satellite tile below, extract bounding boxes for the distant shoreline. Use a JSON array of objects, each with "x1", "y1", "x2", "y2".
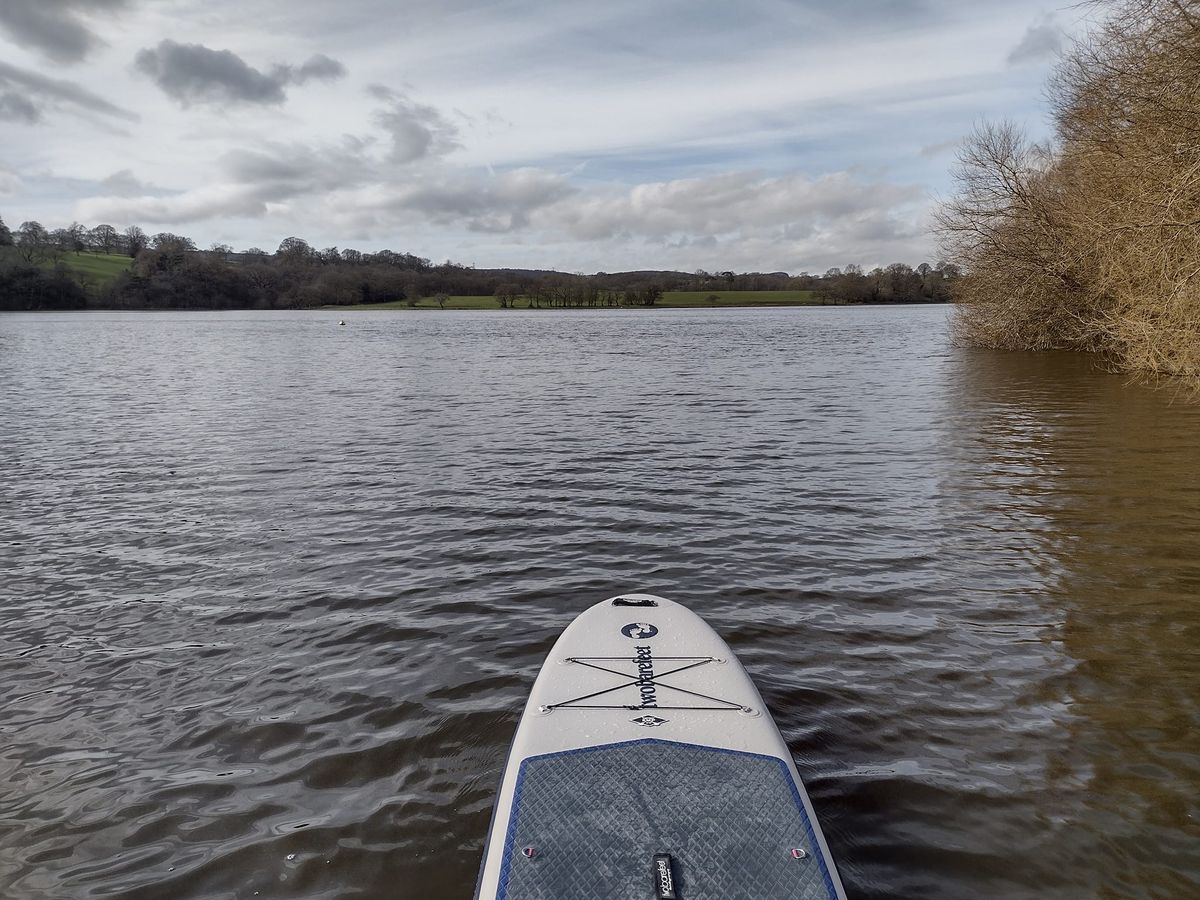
[
  {"x1": 315, "y1": 290, "x2": 948, "y2": 312},
  {"x1": 2, "y1": 300, "x2": 951, "y2": 314},
  {"x1": 1, "y1": 248, "x2": 960, "y2": 311}
]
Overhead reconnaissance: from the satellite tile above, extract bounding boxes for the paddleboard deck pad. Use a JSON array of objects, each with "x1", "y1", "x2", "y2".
[{"x1": 474, "y1": 594, "x2": 847, "y2": 900}]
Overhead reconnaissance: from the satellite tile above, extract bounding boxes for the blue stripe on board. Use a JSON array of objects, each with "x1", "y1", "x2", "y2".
[
  {"x1": 472, "y1": 722, "x2": 521, "y2": 900},
  {"x1": 492, "y1": 738, "x2": 838, "y2": 900}
]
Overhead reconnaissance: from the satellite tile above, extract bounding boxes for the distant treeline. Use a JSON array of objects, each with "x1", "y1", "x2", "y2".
[
  {"x1": 0, "y1": 217, "x2": 958, "y2": 310},
  {"x1": 941, "y1": 0, "x2": 1200, "y2": 388},
  {"x1": 0, "y1": 262, "x2": 87, "y2": 310}
]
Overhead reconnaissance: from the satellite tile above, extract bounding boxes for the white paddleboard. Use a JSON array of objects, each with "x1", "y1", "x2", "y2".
[{"x1": 474, "y1": 593, "x2": 847, "y2": 900}]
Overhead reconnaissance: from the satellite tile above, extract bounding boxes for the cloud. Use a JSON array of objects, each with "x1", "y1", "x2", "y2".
[
  {"x1": 0, "y1": 165, "x2": 22, "y2": 194},
  {"x1": 75, "y1": 155, "x2": 925, "y2": 274},
  {"x1": 369, "y1": 85, "x2": 460, "y2": 163},
  {"x1": 73, "y1": 84, "x2": 470, "y2": 226},
  {"x1": 0, "y1": 0, "x2": 129, "y2": 64},
  {"x1": 134, "y1": 40, "x2": 346, "y2": 107},
  {"x1": 220, "y1": 138, "x2": 380, "y2": 199},
  {"x1": 292, "y1": 54, "x2": 347, "y2": 85},
  {"x1": 320, "y1": 166, "x2": 926, "y2": 272},
  {"x1": 77, "y1": 136, "x2": 384, "y2": 225},
  {"x1": 506, "y1": 169, "x2": 931, "y2": 272},
  {"x1": 545, "y1": 171, "x2": 923, "y2": 242},
  {"x1": 0, "y1": 91, "x2": 41, "y2": 124},
  {"x1": 134, "y1": 41, "x2": 284, "y2": 106},
  {"x1": 78, "y1": 160, "x2": 574, "y2": 232},
  {"x1": 1007, "y1": 15, "x2": 1062, "y2": 66},
  {"x1": 77, "y1": 183, "x2": 271, "y2": 224},
  {"x1": 352, "y1": 167, "x2": 576, "y2": 232},
  {"x1": 0, "y1": 59, "x2": 138, "y2": 123},
  {"x1": 919, "y1": 136, "x2": 961, "y2": 158},
  {"x1": 100, "y1": 169, "x2": 166, "y2": 197}
]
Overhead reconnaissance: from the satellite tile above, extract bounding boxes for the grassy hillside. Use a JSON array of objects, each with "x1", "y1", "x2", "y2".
[
  {"x1": 334, "y1": 289, "x2": 822, "y2": 311},
  {"x1": 62, "y1": 252, "x2": 133, "y2": 287},
  {"x1": 0, "y1": 247, "x2": 132, "y2": 289}
]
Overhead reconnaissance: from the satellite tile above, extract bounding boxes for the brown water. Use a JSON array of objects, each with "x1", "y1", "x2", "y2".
[{"x1": 1, "y1": 306, "x2": 1197, "y2": 900}]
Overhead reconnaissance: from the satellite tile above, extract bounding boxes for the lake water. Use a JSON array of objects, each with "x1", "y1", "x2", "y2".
[{"x1": 1, "y1": 306, "x2": 1198, "y2": 899}]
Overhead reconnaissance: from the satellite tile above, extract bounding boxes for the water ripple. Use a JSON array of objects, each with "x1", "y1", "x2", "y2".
[{"x1": 1, "y1": 307, "x2": 1198, "y2": 898}]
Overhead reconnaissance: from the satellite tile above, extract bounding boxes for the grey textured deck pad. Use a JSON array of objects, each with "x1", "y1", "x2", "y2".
[{"x1": 497, "y1": 739, "x2": 838, "y2": 900}]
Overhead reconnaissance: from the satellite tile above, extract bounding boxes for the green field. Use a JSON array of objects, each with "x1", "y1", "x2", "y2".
[
  {"x1": 61, "y1": 252, "x2": 133, "y2": 287},
  {"x1": 0, "y1": 247, "x2": 132, "y2": 288},
  {"x1": 331, "y1": 289, "x2": 822, "y2": 311}
]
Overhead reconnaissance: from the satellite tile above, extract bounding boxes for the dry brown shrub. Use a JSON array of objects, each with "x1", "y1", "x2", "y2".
[{"x1": 941, "y1": 0, "x2": 1200, "y2": 391}]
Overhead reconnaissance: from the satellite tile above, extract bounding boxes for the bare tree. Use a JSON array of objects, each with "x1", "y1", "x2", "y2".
[
  {"x1": 91, "y1": 224, "x2": 119, "y2": 254},
  {"x1": 16, "y1": 221, "x2": 49, "y2": 264},
  {"x1": 66, "y1": 222, "x2": 87, "y2": 253},
  {"x1": 124, "y1": 225, "x2": 148, "y2": 258},
  {"x1": 940, "y1": 0, "x2": 1200, "y2": 385}
]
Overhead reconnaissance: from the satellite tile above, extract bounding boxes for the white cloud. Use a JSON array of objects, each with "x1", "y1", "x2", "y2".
[{"x1": 545, "y1": 171, "x2": 922, "y2": 242}]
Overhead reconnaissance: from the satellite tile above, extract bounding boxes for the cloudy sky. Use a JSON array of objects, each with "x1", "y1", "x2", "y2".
[{"x1": 0, "y1": 0, "x2": 1078, "y2": 273}]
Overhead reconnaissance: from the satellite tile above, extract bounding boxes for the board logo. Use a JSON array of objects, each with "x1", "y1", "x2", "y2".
[
  {"x1": 634, "y1": 645, "x2": 658, "y2": 706},
  {"x1": 632, "y1": 714, "x2": 668, "y2": 727},
  {"x1": 653, "y1": 854, "x2": 677, "y2": 900},
  {"x1": 621, "y1": 622, "x2": 658, "y2": 639}
]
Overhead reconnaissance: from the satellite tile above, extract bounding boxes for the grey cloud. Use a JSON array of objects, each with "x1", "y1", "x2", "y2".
[
  {"x1": 220, "y1": 139, "x2": 377, "y2": 200},
  {"x1": 365, "y1": 168, "x2": 576, "y2": 232},
  {"x1": 1007, "y1": 16, "x2": 1062, "y2": 66},
  {"x1": 291, "y1": 54, "x2": 347, "y2": 84},
  {"x1": 919, "y1": 136, "x2": 960, "y2": 158},
  {"x1": 101, "y1": 169, "x2": 166, "y2": 197},
  {"x1": 0, "y1": 59, "x2": 138, "y2": 122},
  {"x1": 134, "y1": 40, "x2": 346, "y2": 107},
  {"x1": 77, "y1": 164, "x2": 574, "y2": 230},
  {"x1": 0, "y1": 0, "x2": 128, "y2": 64},
  {"x1": 0, "y1": 91, "x2": 41, "y2": 123},
  {"x1": 75, "y1": 84, "x2": 469, "y2": 227},
  {"x1": 214, "y1": 90, "x2": 460, "y2": 203},
  {"x1": 370, "y1": 85, "x2": 460, "y2": 163},
  {"x1": 135, "y1": 41, "x2": 286, "y2": 105},
  {"x1": 77, "y1": 184, "x2": 271, "y2": 224},
  {"x1": 79, "y1": 137, "x2": 377, "y2": 225}
]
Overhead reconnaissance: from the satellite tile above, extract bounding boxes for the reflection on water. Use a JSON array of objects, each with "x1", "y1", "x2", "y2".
[
  {"x1": 0, "y1": 308, "x2": 1197, "y2": 899},
  {"x1": 942, "y1": 350, "x2": 1200, "y2": 899}
]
